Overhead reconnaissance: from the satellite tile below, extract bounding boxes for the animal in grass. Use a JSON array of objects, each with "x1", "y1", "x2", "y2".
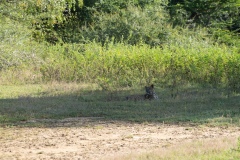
[{"x1": 126, "y1": 84, "x2": 158, "y2": 101}]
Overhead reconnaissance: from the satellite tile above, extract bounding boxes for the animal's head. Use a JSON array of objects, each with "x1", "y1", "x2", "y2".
[
  {"x1": 145, "y1": 84, "x2": 154, "y2": 95},
  {"x1": 145, "y1": 84, "x2": 159, "y2": 100}
]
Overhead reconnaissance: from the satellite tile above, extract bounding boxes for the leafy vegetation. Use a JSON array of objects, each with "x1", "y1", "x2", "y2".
[{"x1": 0, "y1": 0, "x2": 239, "y2": 91}]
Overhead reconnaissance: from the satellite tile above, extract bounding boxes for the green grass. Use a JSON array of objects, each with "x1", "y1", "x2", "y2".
[
  {"x1": 1, "y1": 38, "x2": 240, "y2": 92},
  {"x1": 0, "y1": 83, "x2": 239, "y2": 127}
]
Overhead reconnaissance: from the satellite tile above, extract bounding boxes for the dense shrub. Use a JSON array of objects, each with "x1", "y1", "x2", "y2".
[{"x1": 57, "y1": 1, "x2": 170, "y2": 46}]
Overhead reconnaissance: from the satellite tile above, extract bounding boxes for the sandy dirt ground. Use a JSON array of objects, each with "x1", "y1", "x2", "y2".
[{"x1": 1, "y1": 118, "x2": 240, "y2": 160}]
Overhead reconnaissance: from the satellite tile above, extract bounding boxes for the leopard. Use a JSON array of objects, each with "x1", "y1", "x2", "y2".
[{"x1": 126, "y1": 84, "x2": 158, "y2": 101}]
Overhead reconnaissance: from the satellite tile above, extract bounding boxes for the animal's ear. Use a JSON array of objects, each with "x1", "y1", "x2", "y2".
[{"x1": 151, "y1": 84, "x2": 154, "y2": 88}]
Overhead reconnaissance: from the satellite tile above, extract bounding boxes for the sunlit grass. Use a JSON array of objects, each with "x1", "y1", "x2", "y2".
[{"x1": 115, "y1": 138, "x2": 240, "y2": 160}]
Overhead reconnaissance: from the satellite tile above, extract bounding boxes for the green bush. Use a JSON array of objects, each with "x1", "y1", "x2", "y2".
[{"x1": 59, "y1": 1, "x2": 170, "y2": 46}]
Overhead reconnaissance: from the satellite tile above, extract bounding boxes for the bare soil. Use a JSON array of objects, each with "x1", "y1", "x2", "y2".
[{"x1": 1, "y1": 118, "x2": 240, "y2": 160}]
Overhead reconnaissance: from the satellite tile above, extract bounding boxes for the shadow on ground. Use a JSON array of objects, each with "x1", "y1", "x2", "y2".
[{"x1": 0, "y1": 86, "x2": 240, "y2": 127}]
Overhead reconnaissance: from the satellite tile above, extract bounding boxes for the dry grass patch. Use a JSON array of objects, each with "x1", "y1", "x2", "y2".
[{"x1": 114, "y1": 137, "x2": 240, "y2": 160}]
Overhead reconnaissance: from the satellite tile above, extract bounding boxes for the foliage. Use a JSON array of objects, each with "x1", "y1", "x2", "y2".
[
  {"x1": 55, "y1": 0, "x2": 170, "y2": 46},
  {"x1": 83, "y1": 0, "x2": 98, "y2": 7},
  {"x1": 168, "y1": 0, "x2": 240, "y2": 29},
  {"x1": 0, "y1": 0, "x2": 84, "y2": 43},
  {"x1": 168, "y1": 0, "x2": 240, "y2": 46},
  {"x1": 1, "y1": 33, "x2": 240, "y2": 93},
  {"x1": 0, "y1": 0, "x2": 240, "y2": 93},
  {"x1": 0, "y1": 15, "x2": 40, "y2": 70},
  {"x1": 1, "y1": 0, "x2": 239, "y2": 45},
  {"x1": 92, "y1": 5, "x2": 168, "y2": 46}
]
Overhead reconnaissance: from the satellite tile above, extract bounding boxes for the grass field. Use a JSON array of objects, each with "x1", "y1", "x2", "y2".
[
  {"x1": 0, "y1": 83, "x2": 240, "y2": 159},
  {"x1": 0, "y1": 83, "x2": 239, "y2": 126}
]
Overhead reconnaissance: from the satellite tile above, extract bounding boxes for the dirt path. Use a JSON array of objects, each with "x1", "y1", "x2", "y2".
[{"x1": 1, "y1": 118, "x2": 240, "y2": 160}]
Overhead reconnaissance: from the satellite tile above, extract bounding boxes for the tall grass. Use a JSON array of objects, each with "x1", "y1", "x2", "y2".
[
  {"x1": 37, "y1": 41, "x2": 240, "y2": 92},
  {"x1": 1, "y1": 24, "x2": 240, "y2": 93}
]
